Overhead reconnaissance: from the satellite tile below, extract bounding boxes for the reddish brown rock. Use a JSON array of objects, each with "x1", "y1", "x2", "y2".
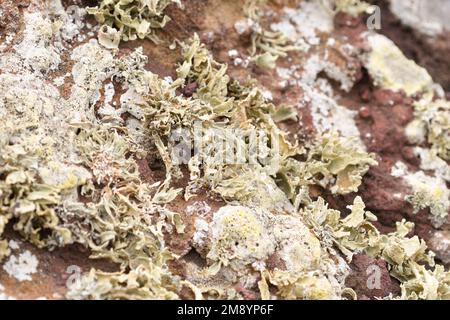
[{"x1": 346, "y1": 254, "x2": 400, "y2": 300}]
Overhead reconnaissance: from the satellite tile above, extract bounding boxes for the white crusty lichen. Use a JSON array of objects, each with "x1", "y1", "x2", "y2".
[
  {"x1": 69, "y1": 39, "x2": 115, "y2": 111},
  {"x1": 13, "y1": 11, "x2": 61, "y2": 72},
  {"x1": 406, "y1": 95, "x2": 450, "y2": 161},
  {"x1": 2, "y1": 251, "x2": 39, "y2": 282},
  {"x1": 277, "y1": 50, "x2": 364, "y2": 143},
  {"x1": 391, "y1": 161, "x2": 450, "y2": 228},
  {"x1": 271, "y1": 1, "x2": 334, "y2": 50},
  {"x1": 391, "y1": 0, "x2": 450, "y2": 37},
  {"x1": 414, "y1": 147, "x2": 450, "y2": 183},
  {"x1": 402, "y1": 94, "x2": 450, "y2": 227}
]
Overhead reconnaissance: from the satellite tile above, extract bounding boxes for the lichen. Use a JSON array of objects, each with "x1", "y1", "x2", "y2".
[
  {"x1": 0, "y1": 240, "x2": 10, "y2": 263},
  {"x1": 277, "y1": 133, "x2": 377, "y2": 199},
  {"x1": 199, "y1": 204, "x2": 351, "y2": 300},
  {"x1": 365, "y1": 34, "x2": 433, "y2": 96},
  {"x1": 65, "y1": 123, "x2": 190, "y2": 299},
  {"x1": 404, "y1": 171, "x2": 450, "y2": 229},
  {"x1": 207, "y1": 206, "x2": 273, "y2": 272},
  {"x1": 400, "y1": 264, "x2": 450, "y2": 300},
  {"x1": 323, "y1": 0, "x2": 372, "y2": 17},
  {"x1": 2, "y1": 250, "x2": 39, "y2": 282},
  {"x1": 391, "y1": 158, "x2": 450, "y2": 229},
  {"x1": 241, "y1": 0, "x2": 298, "y2": 69},
  {"x1": 406, "y1": 95, "x2": 450, "y2": 161},
  {"x1": 87, "y1": 0, "x2": 182, "y2": 47},
  {"x1": 62, "y1": 33, "x2": 382, "y2": 299},
  {"x1": 0, "y1": 112, "x2": 79, "y2": 249},
  {"x1": 390, "y1": 0, "x2": 450, "y2": 37},
  {"x1": 1, "y1": 1, "x2": 449, "y2": 301},
  {"x1": 303, "y1": 196, "x2": 450, "y2": 300}
]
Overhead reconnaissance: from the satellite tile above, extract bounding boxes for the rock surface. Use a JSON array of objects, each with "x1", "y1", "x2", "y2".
[{"x1": 0, "y1": 0, "x2": 449, "y2": 300}]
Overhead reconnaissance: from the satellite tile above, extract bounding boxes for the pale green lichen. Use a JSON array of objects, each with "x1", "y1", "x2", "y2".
[
  {"x1": 104, "y1": 36, "x2": 379, "y2": 301},
  {"x1": 302, "y1": 196, "x2": 450, "y2": 300},
  {"x1": 0, "y1": 7, "x2": 190, "y2": 298},
  {"x1": 304, "y1": 133, "x2": 378, "y2": 195},
  {"x1": 0, "y1": 98, "x2": 81, "y2": 249},
  {"x1": 243, "y1": 0, "x2": 267, "y2": 21},
  {"x1": 259, "y1": 269, "x2": 349, "y2": 300},
  {"x1": 323, "y1": 0, "x2": 372, "y2": 17},
  {"x1": 64, "y1": 123, "x2": 190, "y2": 299},
  {"x1": 121, "y1": 34, "x2": 300, "y2": 210},
  {"x1": 250, "y1": 29, "x2": 298, "y2": 70},
  {"x1": 242, "y1": 0, "x2": 298, "y2": 69},
  {"x1": 87, "y1": 0, "x2": 182, "y2": 47},
  {"x1": 67, "y1": 265, "x2": 184, "y2": 300},
  {"x1": 278, "y1": 133, "x2": 378, "y2": 199}
]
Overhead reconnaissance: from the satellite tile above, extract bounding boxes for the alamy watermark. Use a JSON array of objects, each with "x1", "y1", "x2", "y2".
[
  {"x1": 169, "y1": 121, "x2": 282, "y2": 167},
  {"x1": 366, "y1": 264, "x2": 382, "y2": 290}
]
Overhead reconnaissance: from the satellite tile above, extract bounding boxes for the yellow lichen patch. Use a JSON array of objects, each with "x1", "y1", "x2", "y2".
[
  {"x1": 202, "y1": 204, "x2": 351, "y2": 300},
  {"x1": 400, "y1": 264, "x2": 450, "y2": 300},
  {"x1": 207, "y1": 206, "x2": 273, "y2": 271},
  {"x1": 365, "y1": 34, "x2": 433, "y2": 96}
]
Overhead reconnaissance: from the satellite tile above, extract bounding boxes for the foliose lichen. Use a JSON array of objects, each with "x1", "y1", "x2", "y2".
[{"x1": 87, "y1": 0, "x2": 182, "y2": 47}]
